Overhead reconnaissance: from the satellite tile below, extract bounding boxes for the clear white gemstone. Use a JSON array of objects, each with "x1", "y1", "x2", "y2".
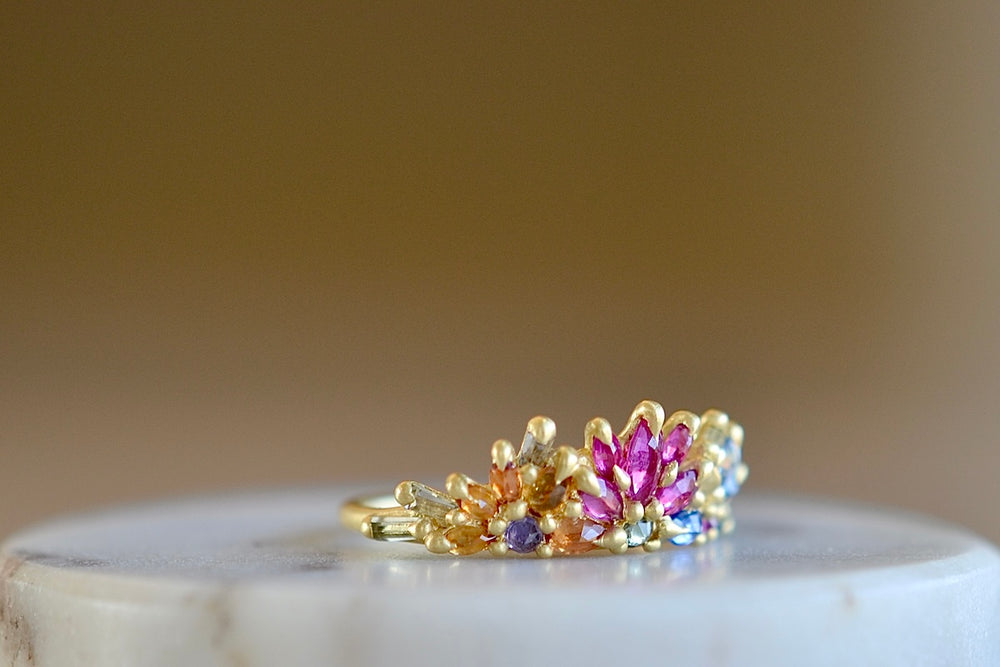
[{"x1": 518, "y1": 431, "x2": 554, "y2": 466}]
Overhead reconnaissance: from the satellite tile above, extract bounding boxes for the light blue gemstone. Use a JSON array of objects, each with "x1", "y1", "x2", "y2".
[
  {"x1": 669, "y1": 510, "x2": 703, "y2": 546},
  {"x1": 720, "y1": 437, "x2": 742, "y2": 497},
  {"x1": 624, "y1": 520, "x2": 653, "y2": 547}
]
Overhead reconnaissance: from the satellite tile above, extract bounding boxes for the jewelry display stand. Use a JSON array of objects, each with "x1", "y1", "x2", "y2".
[{"x1": 1, "y1": 488, "x2": 997, "y2": 666}]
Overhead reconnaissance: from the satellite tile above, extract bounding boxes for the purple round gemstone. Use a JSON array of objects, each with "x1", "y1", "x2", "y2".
[{"x1": 504, "y1": 516, "x2": 545, "y2": 554}]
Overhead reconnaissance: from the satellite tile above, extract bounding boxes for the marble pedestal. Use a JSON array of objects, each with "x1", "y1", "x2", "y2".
[{"x1": 1, "y1": 488, "x2": 998, "y2": 666}]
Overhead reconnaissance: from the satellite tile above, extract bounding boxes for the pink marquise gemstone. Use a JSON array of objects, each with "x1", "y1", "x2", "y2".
[
  {"x1": 661, "y1": 423, "x2": 693, "y2": 465},
  {"x1": 591, "y1": 434, "x2": 620, "y2": 479},
  {"x1": 656, "y1": 469, "x2": 698, "y2": 515},
  {"x1": 581, "y1": 477, "x2": 623, "y2": 522},
  {"x1": 619, "y1": 419, "x2": 661, "y2": 503}
]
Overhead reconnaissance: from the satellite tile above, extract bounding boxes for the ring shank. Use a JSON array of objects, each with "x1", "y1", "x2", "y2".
[{"x1": 340, "y1": 494, "x2": 418, "y2": 542}]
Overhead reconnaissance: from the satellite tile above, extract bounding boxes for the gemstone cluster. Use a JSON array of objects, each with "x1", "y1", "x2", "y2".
[{"x1": 386, "y1": 401, "x2": 747, "y2": 556}]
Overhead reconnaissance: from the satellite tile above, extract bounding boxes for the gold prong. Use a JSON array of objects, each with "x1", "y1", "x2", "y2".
[
  {"x1": 394, "y1": 481, "x2": 415, "y2": 506},
  {"x1": 583, "y1": 417, "x2": 614, "y2": 450},
  {"x1": 412, "y1": 518, "x2": 434, "y2": 541},
  {"x1": 526, "y1": 415, "x2": 557, "y2": 447},
  {"x1": 658, "y1": 516, "x2": 686, "y2": 538},
  {"x1": 662, "y1": 410, "x2": 701, "y2": 440},
  {"x1": 553, "y1": 445, "x2": 579, "y2": 483},
  {"x1": 573, "y1": 468, "x2": 601, "y2": 497},
  {"x1": 564, "y1": 500, "x2": 583, "y2": 519},
  {"x1": 491, "y1": 439, "x2": 515, "y2": 470},
  {"x1": 699, "y1": 467, "x2": 722, "y2": 493},
  {"x1": 729, "y1": 422, "x2": 744, "y2": 447},
  {"x1": 612, "y1": 465, "x2": 631, "y2": 493},
  {"x1": 489, "y1": 540, "x2": 509, "y2": 556},
  {"x1": 520, "y1": 463, "x2": 540, "y2": 487},
  {"x1": 692, "y1": 490, "x2": 707, "y2": 508},
  {"x1": 643, "y1": 538, "x2": 662, "y2": 552},
  {"x1": 503, "y1": 499, "x2": 528, "y2": 521},
  {"x1": 488, "y1": 517, "x2": 508, "y2": 536},
  {"x1": 605, "y1": 526, "x2": 628, "y2": 554},
  {"x1": 360, "y1": 519, "x2": 374, "y2": 539},
  {"x1": 539, "y1": 514, "x2": 558, "y2": 534},
  {"x1": 700, "y1": 409, "x2": 729, "y2": 431},
  {"x1": 624, "y1": 500, "x2": 645, "y2": 524},
  {"x1": 659, "y1": 461, "x2": 679, "y2": 488},
  {"x1": 445, "y1": 473, "x2": 472, "y2": 500},
  {"x1": 736, "y1": 463, "x2": 749, "y2": 485},
  {"x1": 706, "y1": 527, "x2": 720, "y2": 541},
  {"x1": 645, "y1": 498, "x2": 664, "y2": 521},
  {"x1": 424, "y1": 531, "x2": 454, "y2": 554},
  {"x1": 721, "y1": 518, "x2": 736, "y2": 534},
  {"x1": 693, "y1": 533, "x2": 708, "y2": 546},
  {"x1": 536, "y1": 543, "x2": 554, "y2": 558},
  {"x1": 445, "y1": 508, "x2": 473, "y2": 526},
  {"x1": 711, "y1": 486, "x2": 727, "y2": 502},
  {"x1": 627, "y1": 399, "x2": 666, "y2": 436}
]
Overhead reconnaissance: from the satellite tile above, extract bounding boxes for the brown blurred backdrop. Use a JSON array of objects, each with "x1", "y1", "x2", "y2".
[{"x1": 1, "y1": 5, "x2": 998, "y2": 542}]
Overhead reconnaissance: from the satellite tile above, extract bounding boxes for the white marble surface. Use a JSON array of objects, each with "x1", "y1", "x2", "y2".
[{"x1": 1, "y1": 488, "x2": 998, "y2": 666}]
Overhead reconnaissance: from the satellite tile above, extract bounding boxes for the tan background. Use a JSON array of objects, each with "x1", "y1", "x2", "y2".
[{"x1": 2, "y1": 5, "x2": 998, "y2": 543}]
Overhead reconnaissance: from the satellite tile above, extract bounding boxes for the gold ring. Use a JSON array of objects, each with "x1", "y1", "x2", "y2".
[{"x1": 341, "y1": 400, "x2": 747, "y2": 557}]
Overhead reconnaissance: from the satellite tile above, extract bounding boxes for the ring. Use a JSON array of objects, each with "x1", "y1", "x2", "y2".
[{"x1": 341, "y1": 400, "x2": 747, "y2": 557}]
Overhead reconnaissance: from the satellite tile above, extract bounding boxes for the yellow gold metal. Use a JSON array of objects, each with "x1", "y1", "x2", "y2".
[
  {"x1": 342, "y1": 400, "x2": 745, "y2": 557},
  {"x1": 488, "y1": 517, "x2": 508, "y2": 536},
  {"x1": 573, "y1": 468, "x2": 602, "y2": 497},
  {"x1": 612, "y1": 465, "x2": 631, "y2": 493},
  {"x1": 526, "y1": 415, "x2": 557, "y2": 446},
  {"x1": 658, "y1": 461, "x2": 679, "y2": 488},
  {"x1": 445, "y1": 473, "x2": 472, "y2": 500},
  {"x1": 491, "y1": 439, "x2": 515, "y2": 470},
  {"x1": 503, "y1": 499, "x2": 528, "y2": 521},
  {"x1": 564, "y1": 499, "x2": 583, "y2": 519},
  {"x1": 583, "y1": 417, "x2": 614, "y2": 450},
  {"x1": 519, "y1": 463, "x2": 540, "y2": 487},
  {"x1": 624, "y1": 501, "x2": 645, "y2": 524},
  {"x1": 424, "y1": 531, "x2": 454, "y2": 554},
  {"x1": 553, "y1": 446, "x2": 579, "y2": 483}
]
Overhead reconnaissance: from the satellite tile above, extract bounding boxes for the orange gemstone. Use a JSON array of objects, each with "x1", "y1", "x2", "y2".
[
  {"x1": 446, "y1": 525, "x2": 490, "y2": 555},
  {"x1": 461, "y1": 483, "x2": 499, "y2": 521},
  {"x1": 549, "y1": 517, "x2": 601, "y2": 555},
  {"x1": 525, "y1": 467, "x2": 566, "y2": 512},
  {"x1": 490, "y1": 464, "x2": 522, "y2": 502}
]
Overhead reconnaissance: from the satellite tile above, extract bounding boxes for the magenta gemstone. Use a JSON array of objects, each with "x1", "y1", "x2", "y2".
[
  {"x1": 581, "y1": 477, "x2": 623, "y2": 522},
  {"x1": 661, "y1": 423, "x2": 693, "y2": 465},
  {"x1": 591, "y1": 434, "x2": 620, "y2": 479},
  {"x1": 619, "y1": 419, "x2": 661, "y2": 503},
  {"x1": 656, "y1": 469, "x2": 698, "y2": 515}
]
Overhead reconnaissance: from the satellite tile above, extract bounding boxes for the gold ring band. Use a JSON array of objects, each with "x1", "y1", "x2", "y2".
[{"x1": 341, "y1": 400, "x2": 747, "y2": 557}]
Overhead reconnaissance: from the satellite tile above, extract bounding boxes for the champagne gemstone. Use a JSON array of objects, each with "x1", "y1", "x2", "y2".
[
  {"x1": 446, "y1": 525, "x2": 491, "y2": 555},
  {"x1": 461, "y1": 483, "x2": 499, "y2": 521},
  {"x1": 490, "y1": 464, "x2": 522, "y2": 503},
  {"x1": 399, "y1": 481, "x2": 458, "y2": 522},
  {"x1": 525, "y1": 467, "x2": 566, "y2": 512},
  {"x1": 549, "y1": 517, "x2": 602, "y2": 554},
  {"x1": 366, "y1": 515, "x2": 419, "y2": 542}
]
